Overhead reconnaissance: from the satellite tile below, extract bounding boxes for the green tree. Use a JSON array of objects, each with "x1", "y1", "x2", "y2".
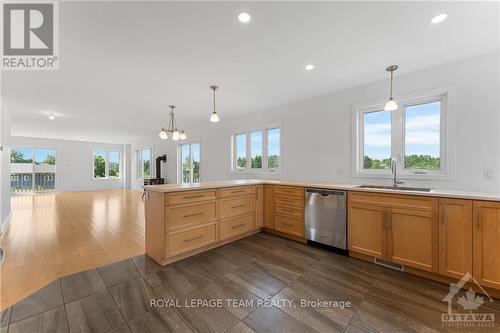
[
  {"x1": 268, "y1": 155, "x2": 279, "y2": 169},
  {"x1": 94, "y1": 155, "x2": 105, "y2": 178},
  {"x1": 43, "y1": 155, "x2": 56, "y2": 165},
  {"x1": 143, "y1": 160, "x2": 150, "y2": 178},
  {"x1": 109, "y1": 162, "x2": 119, "y2": 177},
  {"x1": 236, "y1": 157, "x2": 247, "y2": 169},
  {"x1": 10, "y1": 150, "x2": 33, "y2": 163},
  {"x1": 251, "y1": 155, "x2": 262, "y2": 168}
]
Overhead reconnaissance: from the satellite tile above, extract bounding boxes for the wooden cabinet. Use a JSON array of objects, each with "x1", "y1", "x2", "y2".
[
  {"x1": 264, "y1": 185, "x2": 275, "y2": 229},
  {"x1": 165, "y1": 190, "x2": 216, "y2": 206},
  {"x1": 146, "y1": 185, "x2": 261, "y2": 265},
  {"x1": 220, "y1": 215, "x2": 254, "y2": 240},
  {"x1": 220, "y1": 196, "x2": 253, "y2": 220},
  {"x1": 348, "y1": 203, "x2": 385, "y2": 258},
  {"x1": 348, "y1": 192, "x2": 438, "y2": 272},
  {"x1": 255, "y1": 185, "x2": 264, "y2": 228},
  {"x1": 473, "y1": 200, "x2": 500, "y2": 290},
  {"x1": 438, "y1": 198, "x2": 473, "y2": 279},
  {"x1": 387, "y1": 207, "x2": 438, "y2": 272}
]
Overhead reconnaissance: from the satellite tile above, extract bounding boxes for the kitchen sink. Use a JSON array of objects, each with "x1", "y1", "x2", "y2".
[{"x1": 358, "y1": 185, "x2": 432, "y2": 192}]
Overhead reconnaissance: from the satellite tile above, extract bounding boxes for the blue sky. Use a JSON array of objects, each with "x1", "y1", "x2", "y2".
[{"x1": 364, "y1": 102, "x2": 440, "y2": 160}]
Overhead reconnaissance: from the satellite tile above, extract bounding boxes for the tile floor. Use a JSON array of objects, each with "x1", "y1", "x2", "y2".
[{"x1": 1, "y1": 232, "x2": 499, "y2": 333}]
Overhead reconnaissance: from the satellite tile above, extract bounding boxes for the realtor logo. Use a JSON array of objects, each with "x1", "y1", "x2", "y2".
[
  {"x1": 442, "y1": 272, "x2": 495, "y2": 328},
  {"x1": 1, "y1": 1, "x2": 59, "y2": 70}
]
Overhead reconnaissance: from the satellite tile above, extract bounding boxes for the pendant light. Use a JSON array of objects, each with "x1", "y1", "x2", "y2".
[
  {"x1": 209, "y1": 85, "x2": 220, "y2": 123},
  {"x1": 384, "y1": 65, "x2": 399, "y2": 111},
  {"x1": 158, "y1": 105, "x2": 187, "y2": 141}
]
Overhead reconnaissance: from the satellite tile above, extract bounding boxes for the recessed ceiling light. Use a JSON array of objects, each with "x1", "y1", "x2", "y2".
[
  {"x1": 80, "y1": 138, "x2": 84, "y2": 141},
  {"x1": 238, "y1": 12, "x2": 251, "y2": 23},
  {"x1": 48, "y1": 113, "x2": 55, "y2": 120},
  {"x1": 305, "y1": 64, "x2": 315, "y2": 71},
  {"x1": 431, "y1": 13, "x2": 447, "y2": 24}
]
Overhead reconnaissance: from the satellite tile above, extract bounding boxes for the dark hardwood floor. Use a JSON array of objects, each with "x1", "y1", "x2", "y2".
[{"x1": 1, "y1": 232, "x2": 499, "y2": 333}]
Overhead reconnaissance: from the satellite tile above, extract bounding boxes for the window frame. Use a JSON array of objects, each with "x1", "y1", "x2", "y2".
[
  {"x1": 10, "y1": 146, "x2": 58, "y2": 193},
  {"x1": 352, "y1": 86, "x2": 455, "y2": 180},
  {"x1": 92, "y1": 149, "x2": 122, "y2": 180},
  {"x1": 231, "y1": 123, "x2": 282, "y2": 174},
  {"x1": 177, "y1": 141, "x2": 201, "y2": 184}
]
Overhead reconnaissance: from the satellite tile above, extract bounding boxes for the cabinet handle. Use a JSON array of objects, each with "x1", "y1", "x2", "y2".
[
  {"x1": 231, "y1": 223, "x2": 246, "y2": 229},
  {"x1": 230, "y1": 190, "x2": 245, "y2": 194},
  {"x1": 183, "y1": 235, "x2": 203, "y2": 243},
  {"x1": 183, "y1": 212, "x2": 203, "y2": 218},
  {"x1": 231, "y1": 204, "x2": 246, "y2": 209}
]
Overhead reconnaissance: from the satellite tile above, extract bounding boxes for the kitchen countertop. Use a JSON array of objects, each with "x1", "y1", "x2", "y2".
[{"x1": 144, "y1": 179, "x2": 500, "y2": 202}]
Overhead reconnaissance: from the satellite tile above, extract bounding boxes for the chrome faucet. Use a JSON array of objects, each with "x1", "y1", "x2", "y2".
[{"x1": 391, "y1": 157, "x2": 404, "y2": 187}]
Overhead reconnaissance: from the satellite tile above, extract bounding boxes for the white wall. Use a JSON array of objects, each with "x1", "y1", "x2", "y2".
[
  {"x1": 0, "y1": 100, "x2": 12, "y2": 231},
  {"x1": 10, "y1": 136, "x2": 126, "y2": 192},
  {"x1": 160, "y1": 52, "x2": 499, "y2": 193},
  {"x1": 129, "y1": 138, "x2": 177, "y2": 191}
]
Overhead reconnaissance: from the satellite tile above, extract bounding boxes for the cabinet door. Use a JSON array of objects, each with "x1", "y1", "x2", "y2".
[
  {"x1": 439, "y1": 198, "x2": 473, "y2": 279},
  {"x1": 473, "y1": 201, "x2": 500, "y2": 290},
  {"x1": 387, "y1": 207, "x2": 438, "y2": 272},
  {"x1": 348, "y1": 203, "x2": 386, "y2": 258},
  {"x1": 263, "y1": 185, "x2": 274, "y2": 229},
  {"x1": 255, "y1": 185, "x2": 264, "y2": 228}
]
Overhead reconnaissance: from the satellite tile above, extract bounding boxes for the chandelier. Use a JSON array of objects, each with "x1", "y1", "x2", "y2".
[{"x1": 159, "y1": 105, "x2": 187, "y2": 141}]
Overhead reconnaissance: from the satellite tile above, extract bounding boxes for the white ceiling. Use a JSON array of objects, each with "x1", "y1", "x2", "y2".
[{"x1": 3, "y1": 1, "x2": 499, "y2": 143}]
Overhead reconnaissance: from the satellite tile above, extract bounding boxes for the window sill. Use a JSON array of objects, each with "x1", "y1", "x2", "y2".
[
  {"x1": 353, "y1": 171, "x2": 453, "y2": 181},
  {"x1": 232, "y1": 169, "x2": 283, "y2": 176},
  {"x1": 92, "y1": 177, "x2": 122, "y2": 180}
]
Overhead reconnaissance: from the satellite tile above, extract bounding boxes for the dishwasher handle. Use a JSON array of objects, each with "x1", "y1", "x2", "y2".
[{"x1": 306, "y1": 188, "x2": 345, "y2": 197}]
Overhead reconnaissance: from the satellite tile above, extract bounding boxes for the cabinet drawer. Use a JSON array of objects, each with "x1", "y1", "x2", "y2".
[
  {"x1": 220, "y1": 215, "x2": 254, "y2": 240},
  {"x1": 219, "y1": 186, "x2": 254, "y2": 198},
  {"x1": 275, "y1": 215, "x2": 304, "y2": 237},
  {"x1": 220, "y1": 196, "x2": 254, "y2": 219},
  {"x1": 165, "y1": 202, "x2": 217, "y2": 231},
  {"x1": 166, "y1": 223, "x2": 217, "y2": 257},
  {"x1": 273, "y1": 186, "x2": 304, "y2": 198},
  {"x1": 165, "y1": 190, "x2": 216, "y2": 206},
  {"x1": 275, "y1": 204, "x2": 304, "y2": 219},
  {"x1": 349, "y1": 192, "x2": 436, "y2": 211},
  {"x1": 274, "y1": 195, "x2": 304, "y2": 209}
]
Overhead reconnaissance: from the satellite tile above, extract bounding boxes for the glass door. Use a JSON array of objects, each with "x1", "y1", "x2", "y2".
[{"x1": 10, "y1": 148, "x2": 57, "y2": 193}]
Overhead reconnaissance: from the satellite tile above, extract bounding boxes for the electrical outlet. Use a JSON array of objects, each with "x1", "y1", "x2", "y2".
[{"x1": 483, "y1": 168, "x2": 496, "y2": 181}]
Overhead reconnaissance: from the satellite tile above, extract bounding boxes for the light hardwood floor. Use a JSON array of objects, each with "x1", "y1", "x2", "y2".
[{"x1": 0, "y1": 189, "x2": 145, "y2": 311}]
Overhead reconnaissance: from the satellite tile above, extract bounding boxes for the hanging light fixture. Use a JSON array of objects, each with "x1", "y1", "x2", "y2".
[
  {"x1": 209, "y1": 85, "x2": 220, "y2": 123},
  {"x1": 158, "y1": 105, "x2": 187, "y2": 141},
  {"x1": 384, "y1": 65, "x2": 399, "y2": 111}
]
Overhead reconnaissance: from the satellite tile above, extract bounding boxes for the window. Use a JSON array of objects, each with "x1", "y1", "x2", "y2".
[
  {"x1": 250, "y1": 131, "x2": 262, "y2": 169},
  {"x1": 10, "y1": 148, "x2": 56, "y2": 193},
  {"x1": 93, "y1": 150, "x2": 106, "y2": 178},
  {"x1": 108, "y1": 151, "x2": 120, "y2": 178},
  {"x1": 362, "y1": 110, "x2": 392, "y2": 170},
  {"x1": 232, "y1": 125, "x2": 281, "y2": 173},
  {"x1": 404, "y1": 101, "x2": 440, "y2": 170},
  {"x1": 135, "y1": 148, "x2": 152, "y2": 179},
  {"x1": 354, "y1": 87, "x2": 453, "y2": 179},
  {"x1": 235, "y1": 134, "x2": 247, "y2": 170},
  {"x1": 179, "y1": 142, "x2": 201, "y2": 184},
  {"x1": 93, "y1": 150, "x2": 121, "y2": 179}
]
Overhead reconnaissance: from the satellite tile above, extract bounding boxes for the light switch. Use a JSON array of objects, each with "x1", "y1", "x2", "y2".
[{"x1": 483, "y1": 168, "x2": 496, "y2": 181}]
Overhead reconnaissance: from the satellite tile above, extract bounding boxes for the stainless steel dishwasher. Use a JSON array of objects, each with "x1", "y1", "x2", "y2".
[{"x1": 305, "y1": 188, "x2": 347, "y2": 250}]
